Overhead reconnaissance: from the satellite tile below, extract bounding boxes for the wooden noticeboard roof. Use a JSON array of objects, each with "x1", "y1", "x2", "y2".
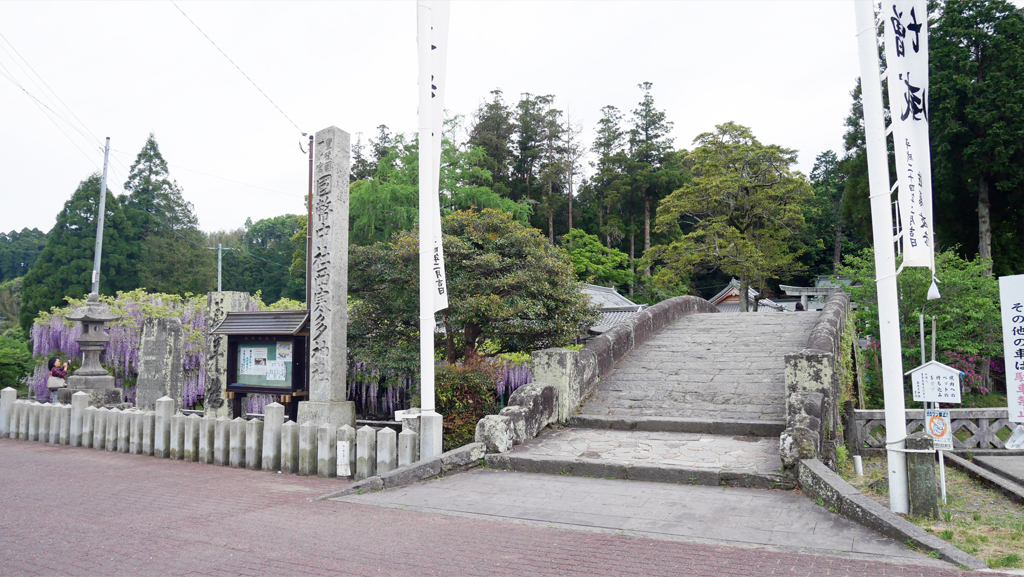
[{"x1": 210, "y1": 310, "x2": 309, "y2": 336}]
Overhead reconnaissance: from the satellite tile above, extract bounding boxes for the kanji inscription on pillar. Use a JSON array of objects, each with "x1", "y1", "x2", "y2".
[{"x1": 309, "y1": 127, "x2": 350, "y2": 403}]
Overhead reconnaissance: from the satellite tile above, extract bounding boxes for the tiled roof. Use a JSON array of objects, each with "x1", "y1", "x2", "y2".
[{"x1": 211, "y1": 311, "x2": 309, "y2": 335}]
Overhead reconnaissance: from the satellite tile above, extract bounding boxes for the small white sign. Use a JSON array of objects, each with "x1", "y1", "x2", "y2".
[
  {"x1": 926, "y1": 409, "x2": 953, "y2": 450},
  {"x1": 265, "y1": 360, "x2": 286, "y2": 381},
  {"x1": 907, "y1": 361, "x2": 961, "y2": 403},
  {"x1": 999, "y1": 274, "x2": 1024, "y2": 423},
  {"x1": 337, "y1": 441, "x2": 351, "y2": 477}
]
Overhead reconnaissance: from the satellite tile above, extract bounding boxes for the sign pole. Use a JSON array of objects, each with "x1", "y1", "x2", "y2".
[{"x1": 855, "y1": 0, "x2": 909, "y2": 514}]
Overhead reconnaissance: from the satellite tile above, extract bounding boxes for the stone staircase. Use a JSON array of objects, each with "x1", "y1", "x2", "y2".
[{"x1": 487, "y1": 311, "x2": 821, "y2": 489}]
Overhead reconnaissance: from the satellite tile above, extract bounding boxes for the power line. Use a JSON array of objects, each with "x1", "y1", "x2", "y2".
[
  {"x1": 107, "y1": 149, "x2": 303, "y2": 198},
  {"x1": 0, "y1": 30, "x2": 103, "y2": 145},
  {"x1": 170, "y1": 1, "x2": 306, "y2": 137},
  {"x1": 0, "y1": 65, "x2": 102, "y2": 170}
]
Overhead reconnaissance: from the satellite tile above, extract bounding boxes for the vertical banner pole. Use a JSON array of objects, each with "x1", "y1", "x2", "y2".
[
  {"x1": 417, "y1": 1, "x2": 435, "y2": 413},
  {"x1": 854, "y1": 0, "x2": 910, "y2": 514}
]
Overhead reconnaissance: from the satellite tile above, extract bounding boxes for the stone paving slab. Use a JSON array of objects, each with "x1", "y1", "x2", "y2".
[
  {"x1": 580, "y1": 312, "x2": 819, "y2": 422},
  {"x1": 508, "y1": 427, "x2": 783, "y2": 474},
  {"x1": 974, "y1": 455, "x2": 1024, "y2": 486},
  {"x1": 336, "y1": 468, "x2": 947, "y2": 566}
]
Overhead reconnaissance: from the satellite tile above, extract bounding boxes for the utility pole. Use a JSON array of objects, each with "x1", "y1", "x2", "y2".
[
  {"x1": 90, "y1": 137, "x2": 110, "y2": 295},
  {"x1": 206, "y1": 243, "x2": 237, "y2": 291}
]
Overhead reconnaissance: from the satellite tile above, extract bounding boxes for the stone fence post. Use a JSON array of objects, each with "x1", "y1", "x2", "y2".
[{"x1": 0, "y1": 387, "x2": 14, "y2": 438}]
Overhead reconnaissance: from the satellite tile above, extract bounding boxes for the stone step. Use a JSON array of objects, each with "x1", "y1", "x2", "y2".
[
  {"x1": 487, "y1": 427, "x2": 792, "y2": 490},
  {"x1": 569, "y1": 415, "x2": 785, "y2": 436},
  {"x1": 484, "y1": 452, "x2": 793, "y2": 490}
]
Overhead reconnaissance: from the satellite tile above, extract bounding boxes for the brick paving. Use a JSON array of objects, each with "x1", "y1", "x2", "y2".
[
  {"x1": 580, "y1": 312, "x2": 819, "y2": 422},
  {"x1": 508, "y1": 428, "x2": 783, "y2": 473},
  {"x1": 2, "y1": 439, "x2": 1011, "y2": 577}
]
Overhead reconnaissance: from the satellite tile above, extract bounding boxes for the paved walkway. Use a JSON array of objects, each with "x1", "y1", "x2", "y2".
[
  {"x1": 336, "y1": 468, "x2": 926, "y2": 560},
  {"x1": 580, "y1": 312, "x2": 819, "y2": 422},
  {"x1": 3, "y1": 440, "x2": 1007, "y2": 577}
]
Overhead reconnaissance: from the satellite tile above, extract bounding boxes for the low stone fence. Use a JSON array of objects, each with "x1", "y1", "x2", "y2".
[
  {"x1": 475, "y1": 295, "x2": 719, "y2": 453},
  {"x1": 0, "y1": 388, "x2": 439, "y2": 484},
  {"x1": 779, "y1": 292, "x2": 850, "y2": 471},
  {"x1": 844, "y1": 406, "x2": 1015, "y2": 456}
]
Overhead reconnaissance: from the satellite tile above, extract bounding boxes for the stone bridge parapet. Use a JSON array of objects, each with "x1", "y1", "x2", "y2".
[{"x1": 779, "y1": 292, "x2": 850, "y2": 471}]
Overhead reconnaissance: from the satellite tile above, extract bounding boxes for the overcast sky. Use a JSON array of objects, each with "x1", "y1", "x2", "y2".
[{"x1": 2, "y1": 1, "x2": 1008, "y2": 236}]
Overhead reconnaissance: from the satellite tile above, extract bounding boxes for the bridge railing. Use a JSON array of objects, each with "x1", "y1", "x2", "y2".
[{"x1": 843, "y1": 405, "x2": 1014, "y2": 456}]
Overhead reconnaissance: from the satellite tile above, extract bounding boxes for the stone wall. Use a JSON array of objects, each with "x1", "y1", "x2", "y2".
[
  {"x1": 779, "y1": 292, "x2": 850, "y2": 471},
  {"x1": 476, "y1": 295, "x2": 719, "y2": 453}
]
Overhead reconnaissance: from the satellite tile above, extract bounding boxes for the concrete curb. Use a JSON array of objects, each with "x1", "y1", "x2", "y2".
[
  {"x1": 319, "y1": 442, "x2": 486, "y2": 499},
  {"x1": 485, "y1": 452, "x2": 793, "y2": 490},
  {"x1": 569, "y1": 415, "x2": 785, "y2": 436},
  {"x1": 797, "y1": 458, "x2": 986, "y2": 570},
  {"x1": 944, "y1": 453, "x2": 1024, "y2": 506}
]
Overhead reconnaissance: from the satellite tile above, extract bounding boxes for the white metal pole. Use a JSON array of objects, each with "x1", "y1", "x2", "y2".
[
  {"x1": 91, "y1": 137, "x2": 110, "y2": 295},
  {"x1": 417, "y1": 1, "x2": 435, "y2": 413},
  {"x1": 939, "y1": 449, "x2": 947, "y2": 504},
  {"x1": 854, "y1": 0, "x2": 910, "y2": 514}
]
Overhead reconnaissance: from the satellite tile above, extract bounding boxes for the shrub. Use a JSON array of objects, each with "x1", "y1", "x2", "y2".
[{"x1": 435, "y1": 355, "x2": 500, "y2": 451}]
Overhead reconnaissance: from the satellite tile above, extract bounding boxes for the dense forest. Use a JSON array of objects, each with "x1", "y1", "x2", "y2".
[{"x1": 4, "y1": 0, "x2": 1023, "y2": 340}]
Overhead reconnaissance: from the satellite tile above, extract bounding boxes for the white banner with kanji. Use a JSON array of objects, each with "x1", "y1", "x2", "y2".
[
  {"x1": 999, "y1": 274, "x2": 1024, "y2": 423},
  {"x1": 417, "y1": 0, "x2": 450, "y2": 312},
  {"x1": 883, "y1": 0, "x2": 935, "y2": 268}
]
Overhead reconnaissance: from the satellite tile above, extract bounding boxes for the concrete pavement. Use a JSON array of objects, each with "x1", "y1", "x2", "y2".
[{"x1": 2, "y1": 439, "x2": 1009, "y2": 577}]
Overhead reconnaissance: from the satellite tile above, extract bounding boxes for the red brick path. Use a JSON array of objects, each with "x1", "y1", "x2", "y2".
[{"x1": 0, "y1": 439, "x2": 1004, "y2": 577}]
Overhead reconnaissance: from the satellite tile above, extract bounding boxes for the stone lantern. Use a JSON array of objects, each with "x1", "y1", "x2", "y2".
[{"x1": 60, "y1": 292, "x2": 123, "y2": 405}]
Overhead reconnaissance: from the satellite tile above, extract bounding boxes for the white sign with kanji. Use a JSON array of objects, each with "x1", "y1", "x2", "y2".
[
  {"x1": 999, "y1": 274, "x2": 1024, "y2": 423},
  {"x1": 906, "y1": 361, "x2": 961, "y2": 403}
]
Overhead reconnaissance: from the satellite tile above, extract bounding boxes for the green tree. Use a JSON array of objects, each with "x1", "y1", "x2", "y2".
[
  {"x1": 511, "y1": 93, "x2": 550, "y2": 205},
  {"x1": 652, "y1": 122, "x2": 812, "y2": 311},
  {"x1": 588, "y1": 105, "x2": 629, "y2": 249},
  {"x1": 0, "y1": 228, "x2": 47, "y2": 283},
  {"x1": 220, "y1": 215, "x2": 305, "y2": 303},
  {"x1": 931, "y1": 0, "x2": 1024, "y2": 277},
  {"x1": 349, "y1": 209, "x2": 599, "y2": 372},
  {"x1": 468, "y1": 89, "x2": 516, "y2": 197},
  {"x1": 561, "y1": 229, "x2": 634, "y2": 288},
  {"x1": 0, "y1": 333, "x2": 32, "y2": 389},
  {"x1": 0, "y1": 278, "x2": 23, "y2": 333},
  {"x1": 840, "y1": 247, "x2": 1002, "y2": 404},
  {"x1": 121, "y1": 134, "x2": 214, "y2": 294},
  {"x1": 349, "y1": 136, "x2": 419, "y2": 247},
  {"x1": 19, "y1": 174, "x2": 133, "y2": 330},
  {"x1": 803, "y1": 150, "x2": 858, "y2": 278},
  {"x1": 626, "y1": 82, "x2": 677, "y2": 278}
]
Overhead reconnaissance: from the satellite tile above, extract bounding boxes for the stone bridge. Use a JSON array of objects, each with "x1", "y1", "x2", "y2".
[{"x1": 481, "y1": 294, "x2": 849, "y2": 490}]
